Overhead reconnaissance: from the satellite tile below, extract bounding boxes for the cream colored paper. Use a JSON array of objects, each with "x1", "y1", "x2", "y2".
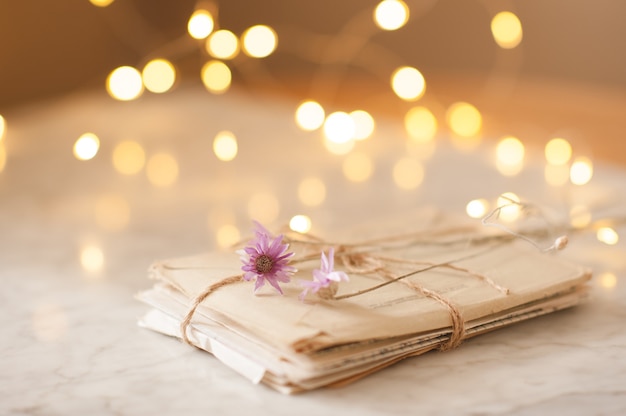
[{"x1": 137, "y1": 216, "x2": 591, "y2": 393}]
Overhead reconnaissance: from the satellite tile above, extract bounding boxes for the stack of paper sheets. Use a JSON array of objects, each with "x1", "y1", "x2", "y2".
[{"x1": 137, "y1": 218, "x2": 590, "y2": 394}]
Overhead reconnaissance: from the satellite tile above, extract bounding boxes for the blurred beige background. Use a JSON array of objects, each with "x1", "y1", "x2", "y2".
[{"x1": 1, "y1": 0, "x2": 625, "y2": 112}]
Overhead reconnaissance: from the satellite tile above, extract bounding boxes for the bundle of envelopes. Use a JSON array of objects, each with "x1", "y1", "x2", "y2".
[{"x1": 137, "y1": 218, "x2": 590, "y2": 394}]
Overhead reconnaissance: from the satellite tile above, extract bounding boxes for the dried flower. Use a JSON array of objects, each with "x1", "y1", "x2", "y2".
[
  {"x1": 299, "y1": 247, "x2": 349, "y2": 300},
  {"x1": 238, "y1": 221, "x2": 296, "y2": 294}
]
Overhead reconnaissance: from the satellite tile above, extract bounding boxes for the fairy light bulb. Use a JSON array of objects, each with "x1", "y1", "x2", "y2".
[
  {"x1": 446, "y1": 102, "x2": 482, "y2": 137},
  {"x1": 350, "y1": 110, "x2": 375, "y2": 140},
  {"x1": 466, "y1": 199, "x2": 489, "y2": 219},
  {"x1": 213, "y1": 131, "x2": 238, "y2": 161},
  {"x1": 201, "y1": 60, "x2": 232, "y2": 94},
  {"x1": 491, "y1": 11, "x2": 523, "y2": 49},
  {"x1": 495, "y1": 136, "x2": 525, "y2": 176},
  {"x1": 391, "y1": 66, "x2": 425, "y2": 101},
  {"x1": 570, "y1": 157, "x2": 593, "y2": 185},
  {"x1": 242, "y1": 25, "x2": 278, "y2": 58},
  {"x1": 323, "y1": 112, "x2": 355, "y2": 143},
  {"x1": 206, "y1": 30, "x2": 239, "y2": 60},
  {"x1": 374, "y1": 0, "x2": 409, "y2": 31},
  {"x1": 405, "y1": 106, "x2": 437, "y2": 143},
  {"x1": 343, "y1": 152, "x2": 374, "y2": 182},
  {"x1": 112, "y1": 141, "x2": 145, "y2": 175},
  {"x1": 597, "y1": 227, "x2": 619, "y2": 245},
  {"x1": 289, "y1": 215, "x2": 312, "y2": 233},
  {"x1": 295, "y1": 101, "x2": 325, "y2": 131},
  {"x1": 545, "y1": 138, "x2": 572, "y2": 165},
  {"x1": 107, "y1": 66, "x2": 143, "y2": 101},
  {"x1": 188, "y1": 9, "x2": 214, "y2": 39},
  {"x1": 142, "y1": 59, "x2": 176, "y2": 93},
  {"x1": 74, "y1": 133, "x2": 100, "y2": 161}
]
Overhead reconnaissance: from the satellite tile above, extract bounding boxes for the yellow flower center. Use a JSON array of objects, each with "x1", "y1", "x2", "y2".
[{"x1": 255, "y1": 254, "x2": 273, "y2": 273}]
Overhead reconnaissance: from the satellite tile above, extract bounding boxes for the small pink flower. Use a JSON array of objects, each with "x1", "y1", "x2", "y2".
[
  {"x1": 299, "y1": 247, "x2": 349, "y2": 300},
  {"x1": 238, "y1": 221, "x2": 296, "y2": 294}
]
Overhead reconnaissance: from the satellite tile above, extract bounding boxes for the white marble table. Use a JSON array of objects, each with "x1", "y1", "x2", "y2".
[{"x1": 2, "y1": 85, "x2": 625, "y2": 415}]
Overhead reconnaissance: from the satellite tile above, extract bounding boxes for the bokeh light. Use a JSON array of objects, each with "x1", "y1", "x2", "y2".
[
  {"x1": 597, "y1": 227, "x2": 619, "y2": 245},
  {"x1": 248, "y1": 192, "x2": 280, "y2": 224},
  {"x1": 374, "y1": 0, "x2": 410, "y2": 31},
  {"x1": 94, "y1": 194, "x2": 131, "y2": 231},
  {"x1": 466, "y1": 199, "x2": 489, "y2": 219},
  {"x1": 298, "y1": 177, "x2": 326, "y2": 207},
  {"x1": 497, "y1": 192, "x2": 521, "y2": 222},
  {"x1": 106, "y1": 66, "x2": 144, "y2": 101},
  {"x1": 216, "y1": 224, "x2": 241, "y2": 249},
  {"x1": 206, "y1": 29, "x2": 239, "y2": 60},
  {"x1": 188, "y1": 9, "x2": 214, "y2": 39},
  {"x1": 324, "y1": 111, "x2": 355, "y2": 143},
  {"x1": 289, "y1": 214, "x2": 312, "y2": 233},
  {"x1": 496, "y1": 136, "x2": 525, "y2": 176},
  {"x1": 89, "y1": 0, "x2": 114, "y2": 6},
  {"x1": 393, "y1": 158, "x2": 424, "y2": 190},
  {"x1": 112, "y1": 141, "x2": 146, "y2": 175},
  {"x1": 73, "y1": 133, "x2": 100, "y2": 161},
  {"x1": 343, "y1": 152, "x2": 373, "y2": 182},
  {"x1": 201, "y1": 60, "x2": 232, "y2": 94},
  {"x1": 350, "y1": 110, "x2": 375, "y2": 140},
  {"x1": 80, "y1": 244, "x2": 105, "y2": 273},
  {"x1": 491, "y1": 11, "x2": 523, "y2": 49},
  {"x1": 599, "y1": 272, "x2": 617, "y2": 290},
  {"x1": 0, "y1": 114, "x2": 5, "y2": 141},
  {"x1": 446, "y1": 102, "x2": 482, "y2": 137},
  {"x1": 146, "y1": 153, "x2": 179, "y2": 187},
  {"x1": 142, "y1": 59, "x2": 176, "y2": 93},
  {"x1": 295, "y1": 101, "x2": 325, "y2": 131},
  {"x1": 242, "y1": 25, "x2": 278, "y2": 58},
  {"x1": 391, "y1": 66, "x2": 425, "y2": 101},
  {"x1": 405, "y1": 106, "x2": 437, "y2": 143},
  {"x1": 545, "y1": 137, "x2": 572, "y2": 165},
  {"x1": 213, "y1": 130, "x2": 238, "y2": 161},
  {"x1": 570, "y1": 157, "x2": 593, "y2": 185}
]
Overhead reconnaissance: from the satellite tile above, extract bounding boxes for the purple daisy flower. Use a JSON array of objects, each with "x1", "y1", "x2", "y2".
[
  {"x1": 238, "y1": 221, "x2": 296, "y2": 294},
  {"x1": 299, "y1": 247, "x2": 349, "y2": 300}
]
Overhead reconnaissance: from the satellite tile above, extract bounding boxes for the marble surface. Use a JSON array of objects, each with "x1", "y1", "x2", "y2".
[{"x1": 1, "y1": 84, "x2": 625, "y2": 415}]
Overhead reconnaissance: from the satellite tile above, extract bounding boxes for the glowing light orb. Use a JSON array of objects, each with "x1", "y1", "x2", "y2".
[
  {"x1": 446, "y1": 102, "x2": 482, "y2": 137},
  {"x1": 295, "y1": 101, "x2": 325, "y2": 131},
  {"x1": 146, "y1": 153, "x2": 179, "y2": 187},
  {"x1": 391, "y1": 66, "x2": 425, "y2": 101},
  {"x1": 298, "y1": 177, "x2": 326, "y2": 207},
  {"x1": 405, "y1": 106, "x2": 437, "y2": 143},
  {"x1": 213, "y1": 131, "x2": 238, "y2": 161},
  {"x1": 74, "y1": 133, "x2": 100, "y2": 161},
  {"x1": 0, "y1": 145, "x2": 6, "y2": 172},
  {"x1": 289, "y1": 215, "x2": 312, "y2": 233},
  {"x1": 112, "y1": 141, "x2": 145, "y2": 175},
  {"x1": 188, "y1": 9, "x2": 214, "y2": 39},
  {"x1": 496, "y1": 136, "x2": 525, "y2": 176},
  {"x1": 570, "y1": 157, "x2": 593, "y2": 185},
  {"x1": 350, "y1": 110, "x2": 375, "y2": 140},
  {"x1": 0, "y1": 114, "x2": 5, "y2": 140},
  {"x1": 207, "y1": 30, "x2": 239, "y2": 60},
  {"x1": 545, "y1": 137, "x2": 572, "y2": 165},
  {"x1": 374, "y1": 0, "x2": 409, "y2": 31},
  {"x1": 491, "y1": 11, "x2": 523, "y2": 49},
  {"x1": 89, "y1": 0, "x2": 114, "y2": 7},
  {"x1": 597, "y1": 227, "x2": 619, "y2": 245},
  {"x1": 466, "y1": 199, "x2": 489, "y2": 219},
  {"x1": 142, "y1": 59, "x2": 176, "y2": 93},
  {"x1": 106, "y1": 66, "x2": 143, "y2": 101},
  {"x1": 599, "y1": 272, "x2": 617, "y2": 289},
  {"x1": 242, "y1": 25, "x2": 278, "y2": 58},
  {"x1": 343, "y1": 152, "x2": 373, "y2": 182},
  {"x1": 201, "y1": 60, "x2": 232, "y2": 94},
  {"x1": 80, "y1": 244, "x2": 104, "y2": 273},
  {"x1": 497, "y1": 192, "x2": 521, "y2": 222},
  {"x1": 324, "y1": 111, "x2": 355, "y2": 143}
]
